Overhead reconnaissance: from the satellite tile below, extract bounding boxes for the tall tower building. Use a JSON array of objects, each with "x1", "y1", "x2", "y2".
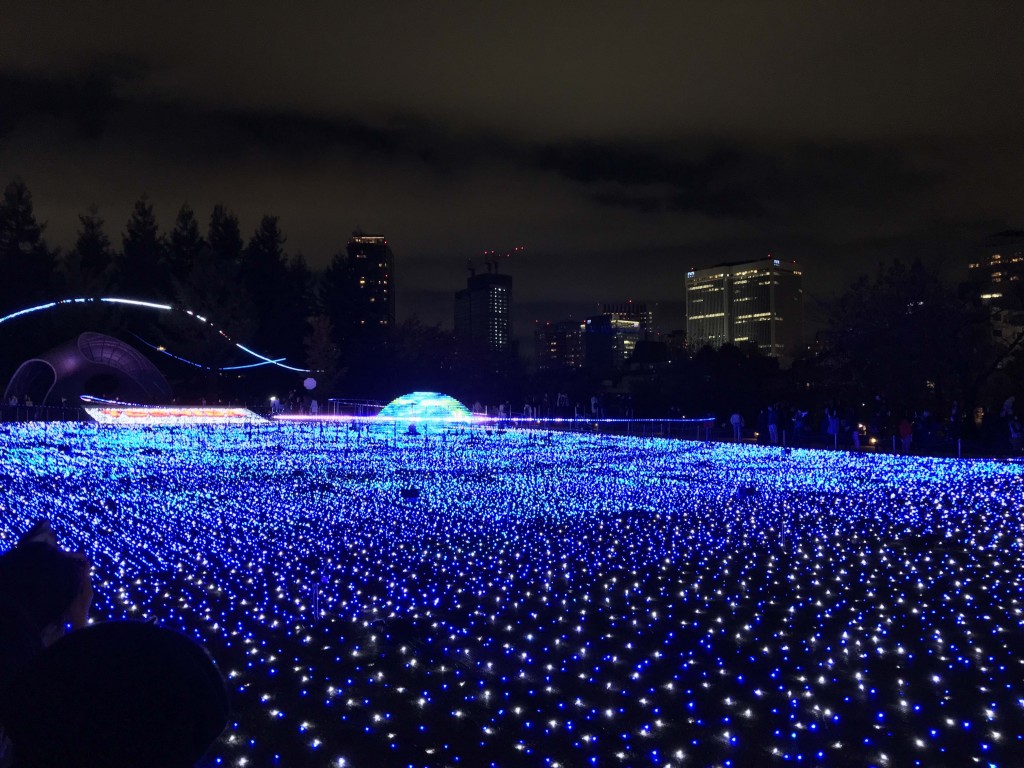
[
  {"x1": 534, "y1": 320, "x2": 584, "y2": 371},
  {"x1": 967, "y1": 238, "x2": 1024, "y2": 346},
  {"x1": 584, "y1": 314, "x2": 641, "y2": 373},
  {"x1": 968, "y1": 248, "x2": 1024, "y2": 305},
  {"x1": 601, "y1": 301, "x2": 655, "y2": 339},
  {"x1": 454, "y1": 271, "x2": 512, "y2": 353},
  {"x1": 345, "y1": 232, "x2": 395, "y2": 331},
  {"x1": 685, "y1": 258, "x2": 803, "y2": 358}
]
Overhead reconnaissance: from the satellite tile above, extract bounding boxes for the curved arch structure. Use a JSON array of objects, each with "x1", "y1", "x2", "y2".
[
  {"x1": 5, "y1": 332, "x2": 172, "y2": 406},
  {"x1": 0, "y1": 297, "x2": 312, "y2": 373}
]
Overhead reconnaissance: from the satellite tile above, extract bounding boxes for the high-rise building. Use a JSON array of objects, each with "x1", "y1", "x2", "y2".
[
  {"x1": 534, "y1": 320, "x2": 584, "y2": 371},
  {"x1": 968, "y1": 249, "x2": 1024, "y2": 304},
  {"x1": 584, "y1": 314, "x2": 641, "y2": 373},
  {"x1": 967, "y1": 240, "x2": 1024, "y2": 346},
  {"x1": 345, "y1": 232, "x2": 395, "y2": 331},
  {"x1": 454, "y1": 271, "x2": 512, "y2": 353},
  {"x1": 685, "y1": 258, "x2": 803, "y2": 358},
  {"x1": 601, "y1": 302, "x2": 655, "y2": 340}
]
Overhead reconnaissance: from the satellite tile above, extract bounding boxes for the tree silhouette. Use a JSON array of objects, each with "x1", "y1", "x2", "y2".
[
  {"x1": 64, "y1": 206, "x2": 113, "y2": 296},
  {"x1": 824, "y1": 259, "x2": 991, "y2": 409},
  {"x1": 207, "y1": 204, "x2": 242, "y2": 266},
  {"x1": 342, "y1": 318, "x2": 459, "y2": 401},
  {"x1": 320, "y1": 248, "x2": 355, "y2": 352},
  {"x1": 242, "y1": 215, "x2": 301, "y2": 361},
  {"x1": 163, "y1": 244, "x2": 256, "y2": 399},
  {"x1": 117, "y1": 196, "x2": 167, "y2": 299},
  {"x1": 0, "y1": 178, "x2": 58, "y2": 382},
  {"x1": 287, "y1": 252, "x2": 312, "y2": 320},
  {"x1": 167, "y1": 203, "x2": 205, "y2": 282},
  {"x1": 304, "y1": 314, "x2": 340, "y2": 394},
  {"x1": 0, "y1": 178, "x2": 55, "y2": 313}
]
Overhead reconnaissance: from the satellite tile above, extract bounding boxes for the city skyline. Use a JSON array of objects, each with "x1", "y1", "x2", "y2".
[{"x1": 2, "y1": 3, "x2": 1023, "y2": 337}]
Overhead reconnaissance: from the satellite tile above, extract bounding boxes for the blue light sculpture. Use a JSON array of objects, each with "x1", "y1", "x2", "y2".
[{"x1": 376, "y1": 391, "x2": 474, "y2": 424}]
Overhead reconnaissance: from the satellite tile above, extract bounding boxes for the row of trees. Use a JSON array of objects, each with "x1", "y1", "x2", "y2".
[
  {"x1": 820, "y1": 257, "x2": 1023, "y2": 418},
  {"x1": 0, "y1": 179, "x2": 338, "y2": 399},
  {"x1": 1, "y1": 177, "x2": 1021, "y2": 421}
]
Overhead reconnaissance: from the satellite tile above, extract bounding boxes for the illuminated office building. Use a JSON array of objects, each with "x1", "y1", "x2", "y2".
[
  {"x1": 534, "y1": 320, "x2": 584, "y2": 371},
  {"x1": 601, "y1": 302, "x2": 655, "y2": 339},
  {"x1": 968, "y1": 249, "x2": 1024, "y2": 304},
  {"x1": 454, "y1": 272, "x2": 512, "y2": 353},
  {"x1": 578, "y1": 302, "x2": 654, "y2": 372},
  {"x1": 345, "y1": 232, "x2": 395, "y2": 330},
  {"x1": 584, "y1": 314, "x2": 641, "y2": 373},
  {"x1": 685, "y1": 258, "x2": 803, "y2": 358},
  {"x1": 968, "y1": 244, "x2": 1024, "y2": 346}
]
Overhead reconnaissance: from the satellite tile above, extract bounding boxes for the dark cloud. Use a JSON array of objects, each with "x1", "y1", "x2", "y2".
[
  {"x1": 534, "y1": 138, "x2": 939, "y2": 223},
  {"x1": 232, "y1": 111, "x2": 403, "y2": 158},
  {"x1": 0, "y1": 56, "x2": 973, "y2": 250},
  {"x1": 0, "y1": 57, "x2": 148, "y2": 138},
  {"x1": 0, "y1": 66, "x2": 495, "y2": 175},
  {"x1": 0, "y1": 69, "x2": 114, "y2": 138},
  {"x1": 536, "y1": 141, "x2": 763, "y2": 218},
  {"x1": 0, "y1": 60, "x2": 940, "y2": 226}
]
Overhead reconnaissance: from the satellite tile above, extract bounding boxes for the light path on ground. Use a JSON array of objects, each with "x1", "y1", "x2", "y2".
[{"x1": 1, "y1": 422, "x2": 1022, "y2": 767}]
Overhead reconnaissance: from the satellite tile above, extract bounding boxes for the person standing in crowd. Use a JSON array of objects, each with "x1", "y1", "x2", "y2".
[
  {"x1": 730, "y1": 411, "x2": 744, "y2": 442},
  {"x1": 948, "y1": 399, "x2": 963, "y2": 442},
  {"x1": 1000, "y1": 396, "x2": 1015, "y2": 420},
  {"x1": 792, "y1": 408, "x2": 807, "y2": 447},
  {"x1": 767, "y1": 405, "x2": 779, "y2": 445},
  {"x1": 898, "y1": 415, "x2": 914, "y2": 453},
  {"x1": 1009, "y1": 413, "x2": 1023, "y2": 452},
  {"x1": 825, "y1": 407, "x2": 840, "y2": 448}
]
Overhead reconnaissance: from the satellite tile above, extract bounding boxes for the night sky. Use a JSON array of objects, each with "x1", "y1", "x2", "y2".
[{"x1": 2, "y1": 2, "x2": 1023, "y2": 337}]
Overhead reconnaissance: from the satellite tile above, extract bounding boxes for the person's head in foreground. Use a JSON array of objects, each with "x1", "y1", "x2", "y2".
[
  {"x1": 0, "y1": 533, "x2": 93, "y2": 669},
  {"x1": 1, "y1": 621, "x2": 229, "y2": 768}
]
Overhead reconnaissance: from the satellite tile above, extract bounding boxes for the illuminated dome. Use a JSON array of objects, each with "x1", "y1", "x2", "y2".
[{"x1": 376, "y1": 392, "x2": 473, "y2": 423}]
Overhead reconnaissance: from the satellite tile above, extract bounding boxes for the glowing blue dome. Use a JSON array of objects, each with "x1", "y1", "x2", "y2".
[{"x1": 377, "y1": 392, "x2": 474, "y2": 423}]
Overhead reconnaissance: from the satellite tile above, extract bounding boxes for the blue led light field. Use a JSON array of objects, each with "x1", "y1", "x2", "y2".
[{"x1": 1, "y1": 422, "x2": 1023, "y2": 767}]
